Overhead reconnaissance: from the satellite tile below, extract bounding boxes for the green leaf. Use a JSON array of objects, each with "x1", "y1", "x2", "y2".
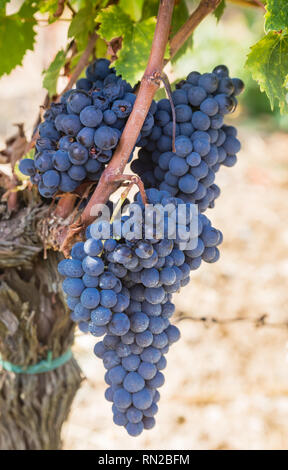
[
  {"x1": 170, "y1": 0, "x2": 193, "y2": 64},
  {"x1": 0, "y1": 0, "x2": 10, "y2": 15},
  {"x1": 43, "y1": 50, "x2": 67, "y2": 96},
  {"x1": 214, "y1": 0, "x2": 226, "y2": 23},
  {"x1": 0, "y1": 12, "x2": 36, "y2": 77},
  {"x1": 37, "y1": 0, "x2": 59, "y2": 23},
  {"x1": 114, "y1": 17, "x2": 156, "y2": 85},
  {"x1": 96, "y1": 5, "x2": 133, "y2": 41},
  {"x1": 265, "y1": 0, "x2": 288, "y2": 32},
  {"x1": 246, "y1": 31, "x2": 288, "y2": 113},
  {"x1": 97, "y1": 5, "x2": 156, "y2": 85},
  {"x1": 69, "y1": 6, "x2": 96, "y2": 49},
  {"x1": 171, "y1": 37, "x2": 193, "y2": 64},
  {"x1": 171, "y1": 0, "x2": 189, "y2": 36},
  {"x1": 141, "y1": 0, "x2": 158, "y2": 20},
  {"x1": 119, "y1": 0, "x2": 144, "y2": 22}
]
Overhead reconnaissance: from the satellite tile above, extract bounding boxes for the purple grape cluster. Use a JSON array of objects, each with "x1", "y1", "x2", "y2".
[
  {"x1": 132, "y1": 65, "x2": 244, "y2": 212},
  {"x1": 19, "y1": 59, "x2": 156, "y2": 198},
  {"x1": 58, "y1": 189, "x2": 222, "y2": 435}
]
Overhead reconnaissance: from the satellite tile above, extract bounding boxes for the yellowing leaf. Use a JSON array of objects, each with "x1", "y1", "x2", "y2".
[
  {"x1": 118, "y1": 0, "x2": 144, "y2": 22},
  {"x1": 246, "y1": 32, "x2": 288, "y2": 113},
  {"x1": 265, "y1": 0, "x2": 288, "y2": 32}
]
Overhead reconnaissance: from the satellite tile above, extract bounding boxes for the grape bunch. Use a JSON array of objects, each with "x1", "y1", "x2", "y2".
[
  {"x1": 58, "y1": 188, "x2": 222, "y2": 436},
  {"x1": 132, "y1": 65, "x2": 244, "y2": 212},
  {"x1": 19, "y1": 59, "x2": 156, "y2": 198}
]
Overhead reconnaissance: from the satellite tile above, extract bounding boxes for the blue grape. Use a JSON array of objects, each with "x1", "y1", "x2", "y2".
[
  {"x1": 79, "y1": 106, "x2": 103, "y2": 127},
  {"x1": 68, "y1": 165, "x2": 86, "y2": 181},
  {"x1": 80, "y1": 288, "x2": 100, "y2": 309},
  {"x1": 108, "y1": 365, "x2": 127, "y2": 385},
  {"x1": 94, "y1": 126, "x2": 119, "y2": 150},
  {"x1": 144, "y1": 287, "x2": 165, "y2": 305},
  {"x1": 109, "y1": 313, "x2": 130, "y2": 336},
  {"x1": 103, "y1": 351, "x2": 121, "y2": 370},
  {"x1": 169, "y1": 156, "x2": 188, "y2": 176},
  {"x1": 165, "y1": 324, "x2": 180, "y2": 344},
  {"x1": 149, "y1": 317, "x2": 165, "y2": 335},
  {"x1": 84, "y1": 238, "x2": 103, "y2": 257},
  {"x1": 175, "y1": 136, "x2": 193, "y2": 157},
  {"x1": 122, "y1": 354, "x2": 140, "y2": 372},
  {"x1": 91, "y1": 306, "x2": 112, "y2": 326},
  {"x1": 123, "y1": 372, "x2": 145, "y2": 393},
  {"x1": 200, "y1": 97, "x2": 219, "y2": 116},
  {"x1": 67, "y1": 90, "x2": 92, "y2": 114},
  {"x1": 100, "y1": 289, "x2": 117, "y2": 308},
  {"x1": 178, "y1": 174, "x2": 198, "y2": 193},
  {"x1": 140, "y1": 347, "x2": 161, "y2": 364},
  {"x1": 58, "y1": 259, "x2": 84, "y2": 277},
  {"x1": 132, "y1": 387, "x2": 153, "y2": 410},
  {"x1": 82, "y1": 256, "x2": 104, "y2": 276},
  {"x1": 19, "y1": 159, "x2": 35, "y2": 176},
  {"x1": 138, "y1": 361, "x2": 157, "y2": 380},
  {"x1": 126, "y1": 407, "x2": 143, "y2": 424},
  {"x1": 192, "y1": 111, "x2": 210, "y2": 131},
  {"x1": 130, "y1": 312, "x2": 149, "y2": 333},
  {"x1": 135, "y1": 330, "x2": 153, "y2": 348},
  {"x1": 68, "y1": 142, "x2": 88, "y2": 165},
  {"x1": 77, "y1": 127, "x2": 95, "y2": 147},
  {"x1": 62, "y1": 278, "x2": 84, "y2": 297},
  {"x1": 53, "y1": 150, "x2": 71, "y2": 171},
  {"x1": 113, "y1": 388, "x2": 132, "y2": 409},
  {"x1": 198, "y1": 73, "x2": 218, "y2": 93},
  {"x1": 175, "y1": 104, "x2": 192, "y2": 123},
  {"x1": 125, "y1": 422, "x2": 144, "y2": 436},
  {"x1": 143, "y1": 417, "x2": 155, "y2": 430}
]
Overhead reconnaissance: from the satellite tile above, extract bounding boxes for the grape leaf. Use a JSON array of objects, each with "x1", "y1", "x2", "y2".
[
  {"x1": 214, "y1": 0, "x2": 226, "y2": 23},
  {"x1": 170, "y1": 0, "x2": 193, "y2": 64},
  {"x1": 96, "y1": 5, "x2": 133, "y2": 41},
  {"x1": 97, "y1": 5, "x2": 156, "y2": 85},
  {"x1": 119, "y1": 0, "x2": 144, "y2": 22},
  {"x1": 38, "y1": 0, "x2": 59, "y2": 23},
  {"x1": 0, "y1": 12, "x2": 36, "y2": 77},
  {"x1": 246, "y1": 31, "x2": 288, "y2": 113},
  {"x1": 265, "y1": 0, "x2": 288, "y2": 32},
  {"x1": 113, "y1": 17, "x2": 156, "y2": 85},
  {"x1": 140, "y1": 0, "x2": 158, "y2": 20},
  {"x1": 43, "y1": 50, "x2": 67, "y2": 96},
  {"x1": 0, "y1": 0, "x2": 10, "y2": 15},
  {"x1": 68, "y1": 6, "x2": 96, "y2": 49},
  {"x1": 171, "y1": 0, "x2": 189, "y2": 36}
]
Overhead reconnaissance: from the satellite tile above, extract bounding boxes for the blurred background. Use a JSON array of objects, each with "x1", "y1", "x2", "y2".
[{"x1": 1, "y1": 2, "x2": 288, "y2": 450}]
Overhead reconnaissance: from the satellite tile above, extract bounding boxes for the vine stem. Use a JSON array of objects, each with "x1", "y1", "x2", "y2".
[
  {"x1": 169, "y1": 0, "x2": 222, "y2": 60},
  {"x1": 60, "y1": 0, "x2": 175, "y2": 255}
]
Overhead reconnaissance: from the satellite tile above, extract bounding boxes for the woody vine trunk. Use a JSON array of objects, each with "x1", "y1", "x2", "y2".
[{"x1": 0, "y1": 199, "x2": 82, "y2": 450}]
